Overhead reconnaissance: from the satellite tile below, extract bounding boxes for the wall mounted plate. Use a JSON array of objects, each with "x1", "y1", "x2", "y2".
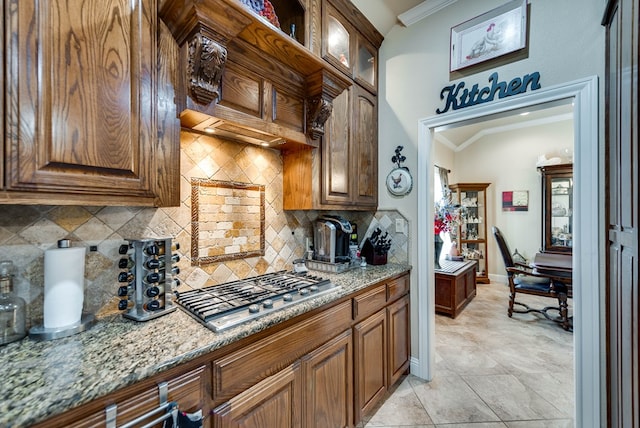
[{"x1": 386, "y1": 167, "x2": 413, "y2": 196}]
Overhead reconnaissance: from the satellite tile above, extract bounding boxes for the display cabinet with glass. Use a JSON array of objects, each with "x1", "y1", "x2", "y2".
[
  {"x1": 322, "y1": 1, "x2": 378, "y2": 94},
  {"x1": 355, "y1": 35, "x2": 377, "y2": 93},
  {"x1": 539, "y1": 164, "x2": 573, "y2": 254},
  {"x1": 323, "y1": 3, "x2": 353, "y2": 73},
  {"x1": 449, "y1": 183, "x2": 491, "y2": 284}
]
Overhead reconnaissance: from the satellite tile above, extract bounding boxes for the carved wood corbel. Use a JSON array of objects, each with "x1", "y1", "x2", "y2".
[
  {"x1": 307, "y1": 97, "x2": 333, "y2": 140},
  {"x1": 187, "y1": 32, "x2": 228, "y2": 105}
]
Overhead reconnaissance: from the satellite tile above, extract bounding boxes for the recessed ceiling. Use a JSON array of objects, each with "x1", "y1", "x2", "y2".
[{"x1": 435, "y1": 100, "x2": 575, "y2": 151}]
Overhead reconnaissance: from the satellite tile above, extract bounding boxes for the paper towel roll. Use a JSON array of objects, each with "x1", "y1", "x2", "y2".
[{"x1": 44, "y1": 245, "x2": 86, "y2": 329}]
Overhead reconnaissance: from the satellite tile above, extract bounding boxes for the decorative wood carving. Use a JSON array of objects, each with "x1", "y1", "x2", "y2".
[
  {"x1": 307, "y1": 97, "x2": 333, "y2": 139},
  {"x1": 187, "y1": 33, "x2": 228, "y2": 105}
]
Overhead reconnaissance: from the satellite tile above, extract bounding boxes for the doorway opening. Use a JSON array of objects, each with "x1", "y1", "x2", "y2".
[{"x1": 415, "y1": 76, "x2": 601, "y2": 427}]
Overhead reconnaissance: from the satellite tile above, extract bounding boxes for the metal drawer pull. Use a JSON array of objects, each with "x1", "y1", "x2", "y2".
[{"x1": 105, "y1": 382, "x2": 178, "y2": 428}]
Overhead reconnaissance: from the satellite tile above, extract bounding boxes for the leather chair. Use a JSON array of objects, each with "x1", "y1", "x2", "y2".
[{"x1": 492, "y1": 226, "x2": 571, "y2": 330}]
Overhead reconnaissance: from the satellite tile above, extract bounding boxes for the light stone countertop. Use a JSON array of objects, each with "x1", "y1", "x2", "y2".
[{"x1": 0, "y1": 263, "x2": 411, "y2": 427}]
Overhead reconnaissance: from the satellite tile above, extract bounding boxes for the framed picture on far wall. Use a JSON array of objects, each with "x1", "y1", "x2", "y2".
[
  {"x1": 502, "y1": 190, "x2": 529, "y2": 211},
  {"x1": 450, "y1": 0, "x2": 528, "y2": 72}
]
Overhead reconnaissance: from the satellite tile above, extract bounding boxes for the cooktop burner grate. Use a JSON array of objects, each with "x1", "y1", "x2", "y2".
[{"x1": 175, "y1": 271, "x2": 339, "y2": 332}]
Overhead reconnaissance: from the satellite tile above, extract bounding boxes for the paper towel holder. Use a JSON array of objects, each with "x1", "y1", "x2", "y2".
[
  {"x1": 29, "y1": 239, "x2": 96, "y2": 341},
  {"x1": 29, "y1": 314, "x2": 96, "y2": 341}
]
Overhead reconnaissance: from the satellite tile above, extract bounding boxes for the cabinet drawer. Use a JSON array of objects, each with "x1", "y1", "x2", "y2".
[
  {"x1": 353, "y1": 283, "x2": 386, "y2": 321},
  {"x1": 41, "y1": 365, "x2": 206, "y2": 428},
  {"x1": 212, "y1": 300, "x2": 352, "y2": 402},
  {"x1": 387, "y1": 275, "x2": 409, "y2": 302}
]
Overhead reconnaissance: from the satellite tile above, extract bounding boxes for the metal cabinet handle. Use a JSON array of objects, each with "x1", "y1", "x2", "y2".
[{"x1": 105, "y1": 382, "x2": 178, "y2": 428}]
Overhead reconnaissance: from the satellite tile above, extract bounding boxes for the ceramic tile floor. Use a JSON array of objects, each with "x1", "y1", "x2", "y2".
[{"x1": 360, "y1": 281, "x2": 574, "y2": 428}]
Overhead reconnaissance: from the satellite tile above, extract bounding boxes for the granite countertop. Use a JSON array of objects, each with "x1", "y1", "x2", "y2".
[{"x1": 0, "y1": 263, "x2": 410, "y2": 427}]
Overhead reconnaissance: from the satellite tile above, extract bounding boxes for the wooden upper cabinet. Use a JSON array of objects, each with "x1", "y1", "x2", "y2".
[
  {"x1": 353, "y1": 86, "x2": 377, "y2": 206},
  {"x1": 323, "y1": 2, "x2": 354, "y2": 75},
  {"x1": 3, "y1": 0, "x2": 179, "y2": 206},
  {"x1": 283, "y1": 0, "x2": 381, "y2": 210},
  {"x1": 321, "y1": 87, "x2": 352, "y2": 205},
  {"x1": 355, "y1": 35, "x2": 377, "y2": 94},
  {"x1": 321, "y1": 0, "x2": 379, "y2": 94}
]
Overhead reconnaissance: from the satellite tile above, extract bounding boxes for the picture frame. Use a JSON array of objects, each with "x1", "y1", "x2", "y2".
[
  {"x1": 502, "y1": 190, "x2": 528, "y2": 212},
  {"x1": 450, "y1": 0, "x2": 528, "y2": 72}
]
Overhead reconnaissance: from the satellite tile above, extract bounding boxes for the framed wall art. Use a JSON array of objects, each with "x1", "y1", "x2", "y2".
[
  {"x1": 450, "y1": 0, "x2": 528, "y2": 72},
  {"x1": 191, "y1": 178, "x2": 265, "y2": 265},
  {"x1": 502, "y1": 190, "x2": 529, "y2": 212}
]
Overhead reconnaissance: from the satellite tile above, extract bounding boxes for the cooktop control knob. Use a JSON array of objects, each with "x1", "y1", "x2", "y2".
[
  {"x1": 309, "y1": 285, "x2": 319, "y2": 292},
  {"x1": 248, "y1": 304, "x2": 260, "y2": 313},
  {"x1": 262, "y1": 299, "x2": 273, "y2": 309},
  {"x1": 283, "y1": 293, "x2": 293, "y2": 302},
  {"x1": 299, "y1": 288, "x2": 310, "y2": 296}
]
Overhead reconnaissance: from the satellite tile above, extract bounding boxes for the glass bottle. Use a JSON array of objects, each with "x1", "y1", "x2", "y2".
[{"x1": 0, "y1": 260, "x2": 26, "y2": 345}]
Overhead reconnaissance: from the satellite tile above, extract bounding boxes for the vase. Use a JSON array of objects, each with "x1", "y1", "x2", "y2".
[{"x1": 434, "y1": 234, "x2": 443, "y2": 269}]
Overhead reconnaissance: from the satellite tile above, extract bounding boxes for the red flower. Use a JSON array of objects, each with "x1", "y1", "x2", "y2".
[{"x1": 435, "y1": 199, "x2": 463, "y2": 235}]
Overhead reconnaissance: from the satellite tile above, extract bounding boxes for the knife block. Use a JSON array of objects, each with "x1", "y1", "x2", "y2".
[{"x1": 360, "y1": 238, "x2": 388, "y2": 266}]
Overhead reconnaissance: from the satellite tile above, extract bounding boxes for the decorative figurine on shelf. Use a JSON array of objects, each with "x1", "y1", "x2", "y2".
[
  {"x1": 386, "y1": 145, "x2": 413, "y2": 196},
  {"x1": 450, "y1": 241, "x2": 460, "y2": 257}
]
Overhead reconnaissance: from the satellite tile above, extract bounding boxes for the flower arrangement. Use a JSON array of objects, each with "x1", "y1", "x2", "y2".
[{"x1": 434, "y1": 194, "x2": 464, "y2": 235}]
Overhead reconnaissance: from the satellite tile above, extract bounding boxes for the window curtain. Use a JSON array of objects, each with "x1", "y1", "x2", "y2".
[{"x1": 437, "y1": 166, "x2": 449, "y2": 198}]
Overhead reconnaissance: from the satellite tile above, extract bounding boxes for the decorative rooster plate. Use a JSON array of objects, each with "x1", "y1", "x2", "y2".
[{"x1": 386, "y1": 146, "x2": 413, "y2": 196}]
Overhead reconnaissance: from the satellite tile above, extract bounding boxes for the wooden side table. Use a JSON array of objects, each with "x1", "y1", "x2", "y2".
[{"x1": 435, "y1": 260, "x2": 478, "y2": 318}]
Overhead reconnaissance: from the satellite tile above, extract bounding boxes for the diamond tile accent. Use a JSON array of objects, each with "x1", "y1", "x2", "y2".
[{"x1": 0, "y1": 131, "x2": 409, "y2": 326}]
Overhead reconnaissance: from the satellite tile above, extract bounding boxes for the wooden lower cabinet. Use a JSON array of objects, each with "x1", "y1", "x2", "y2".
[
  {"x1": 353, "y1": 308, "x2": 387, "y2": 423},
  {"x1": 302, "y1": 329, "x2": 353, "y2": 428},
  {"x1": 33, "y1": 365, "x2": 207, "y2": 428},
  {"x1": 387, "y1": 294, "x2": 410, "y2": 387},
  {"x1": 34, "y1": 273, "x2": 410, "y2": 428},
  {"x1": 212, "y1": 363, "x2": 303, "y2": 428}
]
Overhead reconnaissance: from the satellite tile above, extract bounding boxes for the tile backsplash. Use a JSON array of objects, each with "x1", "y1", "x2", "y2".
[{"x1": 0, "y1": 131, "x2": 409, "y2": 328}]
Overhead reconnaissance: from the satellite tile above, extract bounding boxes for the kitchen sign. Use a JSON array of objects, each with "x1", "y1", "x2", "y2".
[{"x1": 436, "y1": 71, "x2": 541, "y2": 114}]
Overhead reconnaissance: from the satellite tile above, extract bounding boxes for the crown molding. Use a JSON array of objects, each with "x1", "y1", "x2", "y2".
[{"x1": 397, "y1": 0, "x2": 458, "y2": 27}]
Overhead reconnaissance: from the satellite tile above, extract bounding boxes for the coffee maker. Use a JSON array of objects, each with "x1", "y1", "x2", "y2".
[{"x1": 314, "y1": 215, "x2": 353, "y2": 263}]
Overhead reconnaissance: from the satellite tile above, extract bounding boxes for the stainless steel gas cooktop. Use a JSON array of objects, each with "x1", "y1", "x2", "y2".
[{"x1": 175, "y1": 271, "x2": 340, "y2": 332}]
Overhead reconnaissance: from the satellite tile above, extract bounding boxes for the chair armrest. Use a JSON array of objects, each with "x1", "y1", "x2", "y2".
[
  {"x1": 506, "y1": 266, "x2": 537, "y2": 276},
  {"x1": 507, "y1": 266, "x2": 572, "y2": 284}
]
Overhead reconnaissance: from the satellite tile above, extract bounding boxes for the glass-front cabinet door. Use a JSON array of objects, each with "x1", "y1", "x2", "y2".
[
  {"x1": 539, "y1": 164, "x2": 573, "y2": 254},
  {"x1": 323, "y1": 3, "x2": 353, "y2": 73},
  {"x1": 355, "y1": 36, "x2": 377, "y2": 93},
  {"x1": 449, "y1": 183, "x2": 491, "y2": 284}
]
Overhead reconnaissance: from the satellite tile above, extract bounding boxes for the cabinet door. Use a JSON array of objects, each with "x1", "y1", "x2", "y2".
[
  {"x1": 5, "y1": 0, "x2": 156, "y2": 198},
  {"x1": 301, "y1": 329, "x2": 353, "y2": 428},
  {"x1": 352, "y1": 85, "x2": 377, "y2": 207},
  {"x1": 353, "y1": 308, "x2": 387, "y2": 422},
  {"x1": 387, "y1": 294, "x2": 410, "y2": 387},
  {"x1": 322, "y1": 88, "x2": 352, "y2": 205},
  {"x1": 322, "y1": 1, "x2": 353, "y2": 75},
  {"x1": 355, "y1": 35, "x2": 377, "y2": 94},
  {"x1": 213, "y1": 363, "x2": 302, "y2": 428}
]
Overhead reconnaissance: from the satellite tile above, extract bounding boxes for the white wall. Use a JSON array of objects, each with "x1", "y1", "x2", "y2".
[
  {"x1": 450, "y1": 119, "x2": 574, "y2": 276},
  {"x1": 376, "y1": 0, "x2": 605, "y2": 355}
]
